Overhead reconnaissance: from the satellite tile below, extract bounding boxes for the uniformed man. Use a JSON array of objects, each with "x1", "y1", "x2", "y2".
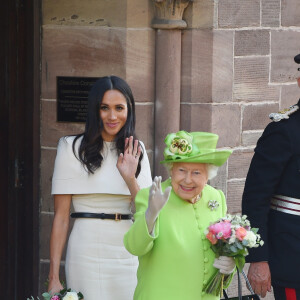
[{"x1": 242, "y1": 54, "x2": 300, "y2": 300}]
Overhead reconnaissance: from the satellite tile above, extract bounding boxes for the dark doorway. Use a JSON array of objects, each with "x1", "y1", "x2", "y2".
[{"x1": 0, "y1": 0, "x2": 40, "y2": 298}]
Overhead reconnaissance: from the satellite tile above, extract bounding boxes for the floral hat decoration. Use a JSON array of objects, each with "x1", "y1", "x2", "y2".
[{"x1": 160, "y1": 130, "x2": 232, "y2": 166}]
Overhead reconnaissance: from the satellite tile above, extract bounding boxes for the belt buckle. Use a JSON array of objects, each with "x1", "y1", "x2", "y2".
[{"x1": 115, "y1": 213, "x2": 122, "y2": 221}]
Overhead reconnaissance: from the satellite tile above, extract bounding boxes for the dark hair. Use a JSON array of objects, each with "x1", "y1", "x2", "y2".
[{"x1": 72, "y1": 76, "x2": 143, "y2": 176}]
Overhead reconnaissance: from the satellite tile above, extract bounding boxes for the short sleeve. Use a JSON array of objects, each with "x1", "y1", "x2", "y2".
[
  {"x1": 52, "y1": 137, "x2": 153, "y2": 195},
  {"x1": 51, "y1": 136, "x2": 85, "y2": 194}
]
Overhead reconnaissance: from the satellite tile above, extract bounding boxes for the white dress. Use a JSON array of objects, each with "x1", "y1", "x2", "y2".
[{"x1": 51, "y1": 136, "x2": 152, "y2": 300}]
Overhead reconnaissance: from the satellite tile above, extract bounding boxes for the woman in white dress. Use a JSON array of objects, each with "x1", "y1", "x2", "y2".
[{"x1": 47, "y1": 76, "x2": 152, "y2": 300}]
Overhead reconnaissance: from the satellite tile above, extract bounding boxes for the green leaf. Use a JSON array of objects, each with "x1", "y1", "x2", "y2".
[
  {"x1": 242, "y1": 239, "x2": 249, "y2": 246},
  {"x1": 229, "y1": 245, "x2": 237, "y2": 252},
  {"x1": 234, "y1": 256, "x2": 245, "y2": 271},
  {"x1": 44, "y1": 279, "x2": 49, "y2": 288},
  {"x1": 60, "y1": 288, "x2": 67, "y2": 295},
  {"x1": 78, "y1": 292, "x2": 84, "y2": 299},
  {"x1": 235, "y1": 242, "x2": 243, "y2": 250},
  {"x1": 211, "y1": 245, "x2": 219, "y2": 254},
  {"x1": 251, "y1": 228, "x2": 258, "y2": 234},
  {"x1": 41, "y1": 293, "x2": 51, "y2": 300}
]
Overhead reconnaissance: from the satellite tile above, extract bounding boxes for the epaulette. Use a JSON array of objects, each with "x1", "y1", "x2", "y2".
[{"x1": 269, "y1": 104, "x2": 299, "y2": 122}]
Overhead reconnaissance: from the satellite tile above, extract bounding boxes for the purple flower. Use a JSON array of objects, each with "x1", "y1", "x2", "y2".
[{"x1": 51, "y1": 295, "x2": 60, "y2": 300}]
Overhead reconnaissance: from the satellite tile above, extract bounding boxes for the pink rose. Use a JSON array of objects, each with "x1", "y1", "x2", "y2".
[
  {"x1": 51, "y1": 296, "x2": 60, "y2": 300},
  {"x1": 209, "y1": 221, "x2": 232, "y2": 240},
  {"x1": 235, "y1": 227, "x2": 247, "y2": 241},
  {"x1": 206, "y1": 232, "x2": 218, "y2": 245}
]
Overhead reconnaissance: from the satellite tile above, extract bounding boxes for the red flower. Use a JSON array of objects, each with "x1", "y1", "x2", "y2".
[
  {"x1": 235, "y1": 227, "x2": 247, "y2": 241},
  {"x1": 206, "y1": 232, "x2": 218, "y2": 245}
]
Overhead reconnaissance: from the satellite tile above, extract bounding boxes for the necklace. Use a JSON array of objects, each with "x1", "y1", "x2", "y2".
[{"x1": 188, "y1": 194, "x2": 201, "y2": 204}]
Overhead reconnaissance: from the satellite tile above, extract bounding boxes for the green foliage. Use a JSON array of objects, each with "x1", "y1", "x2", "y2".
[
  {"x1": 234, "y1": 255, "x2": 246, "y2": 272},
  {"x1": 41, "y1": 292, "x2": 51, "y2": 300},
  {"x1": 39, "y1": 287, "x2": 84, "y2": 300},
  {"x1": 203, "y1": 271, "x2": 224, "y2": 296}
]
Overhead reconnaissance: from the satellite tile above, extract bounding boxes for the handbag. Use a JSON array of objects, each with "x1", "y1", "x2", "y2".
[{"x1": 222, "y1": 269, "x2": 260, "y2": 300}]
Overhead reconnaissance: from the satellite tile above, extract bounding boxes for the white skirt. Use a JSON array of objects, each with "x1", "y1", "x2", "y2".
[{"x1": 65, "y1": 194, "x2": 138, "y2": 300}]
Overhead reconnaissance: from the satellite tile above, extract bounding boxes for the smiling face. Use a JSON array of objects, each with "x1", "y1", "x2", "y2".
[
  {"x1": 170, "y1": 162, "x2": 209, "y2": 203},
  {"x1": 99, "y1": 89, "x2": 128, "y2": 141}
]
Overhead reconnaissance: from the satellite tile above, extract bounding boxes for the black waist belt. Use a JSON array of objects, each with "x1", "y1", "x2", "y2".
[{"x1": 70, "y1": 212, "x2": 132, "y2": 221}]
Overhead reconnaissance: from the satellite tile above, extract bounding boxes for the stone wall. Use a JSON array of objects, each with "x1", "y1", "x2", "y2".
[
  {"x1": 39, "y1": 0, "x2": 300, "y2": 298},
  {"x1": 182, "y1": 1, "x2": 300, "y2": 298},
  {"x1": 182, "y1": 0, "x2": 300, "y2": 200},
  {"x1": 39, "y1": 0, "x2": 155, "y2": 294}
]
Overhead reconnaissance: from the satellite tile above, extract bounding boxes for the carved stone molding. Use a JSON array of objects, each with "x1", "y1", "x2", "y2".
[{"x1": 152, "y1": 0, "x2": 192, "y2": 29}]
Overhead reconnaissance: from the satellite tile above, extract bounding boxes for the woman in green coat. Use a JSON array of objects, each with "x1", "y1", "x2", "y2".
[{"x1": 124, "y1": 131, "x2": 235, "y2": 300}]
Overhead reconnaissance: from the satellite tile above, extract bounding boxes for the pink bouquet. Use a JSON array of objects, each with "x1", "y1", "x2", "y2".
[{"x1": 204, "y1": 214, "x2": 264, "y2": 296}]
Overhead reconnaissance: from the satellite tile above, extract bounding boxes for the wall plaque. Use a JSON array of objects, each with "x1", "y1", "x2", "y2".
[{"x1": 57, "y1": 76, "x2": 98, "y2": 122}]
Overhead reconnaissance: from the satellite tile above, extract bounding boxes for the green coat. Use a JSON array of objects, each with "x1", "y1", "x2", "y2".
[{"x1": 124, "y1": 178, "x2": 230, "y2": 300}]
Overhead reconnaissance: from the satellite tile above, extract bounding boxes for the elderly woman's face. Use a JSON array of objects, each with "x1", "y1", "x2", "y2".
[{"x1": 170, "y1": 162, "x2": 208, "y2": 202}]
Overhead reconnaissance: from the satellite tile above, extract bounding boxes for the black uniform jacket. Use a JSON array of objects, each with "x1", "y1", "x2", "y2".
[{"x1": 242, "y1": 99, "x2": 300, "y2": 288}]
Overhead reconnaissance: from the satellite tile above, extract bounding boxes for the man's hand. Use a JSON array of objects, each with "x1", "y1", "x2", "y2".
[{"x1": 247, "y1": 262, "x2": 272, "y2": 298}]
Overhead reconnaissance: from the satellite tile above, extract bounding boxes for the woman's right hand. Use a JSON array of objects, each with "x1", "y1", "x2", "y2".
[
  {"x1": 145, "y1": 176, "x2": 172, "y2": 234},
  {"x1": 48, "y1": 278, "x2": 63, "y2": 294},
  {"x1": 48, "y1": 195, "x2": 71, "y2": 295}
]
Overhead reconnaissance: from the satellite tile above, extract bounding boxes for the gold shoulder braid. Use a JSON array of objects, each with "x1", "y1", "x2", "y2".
[{"x1": 269, "y1": 104, "x2": 299, "y2": 122}]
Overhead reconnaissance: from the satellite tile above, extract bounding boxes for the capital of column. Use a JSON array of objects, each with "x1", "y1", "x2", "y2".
[{"x1": 152, "y1": 0, "x2": 192, "y2": 29}]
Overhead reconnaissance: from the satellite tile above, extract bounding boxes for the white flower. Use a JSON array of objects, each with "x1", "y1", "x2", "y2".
[
  {"x1": 62, "y1": 292, "x2": 79, "y2": 300},
  {"x1": 225, "y1": 214, "x2": 233, "y2": 221},
  {"x1": 244, "y1": 231, "x2": 257, "y2": 248},
  {"x1": 259, "y1": 240, "x2": 264, "y2": 246},
  {"x1": 228, "y1": 233, "x2": 236, "y2": 244}
]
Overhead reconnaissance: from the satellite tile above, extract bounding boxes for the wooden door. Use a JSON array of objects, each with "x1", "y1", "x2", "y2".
[{"x1": 0, "y1": 0, "x2": 40, "y2": 298}]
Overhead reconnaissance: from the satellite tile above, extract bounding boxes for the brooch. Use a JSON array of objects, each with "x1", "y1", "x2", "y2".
[
  {"x1": 269, "y1": 104, "x2": 299, "y2": 122},
  {"x1": 208, "y1": 200, "x2": 219, "y2": 211}
]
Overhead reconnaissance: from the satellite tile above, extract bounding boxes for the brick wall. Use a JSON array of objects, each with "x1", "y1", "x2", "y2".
[
  {"x1": 39, "y1": 0, "x2": 300, "y2": 298},
  {"x1": 182, "y1": 1, "x2": 300, "y2": 298},
  {"x1": 39, "y1": 0, "x2": 155, "y2": 294}
]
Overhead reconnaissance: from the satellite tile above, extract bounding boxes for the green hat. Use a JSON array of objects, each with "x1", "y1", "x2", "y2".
[{"x1": 160, "y1": 130, "x2": 232, "y2": 166}]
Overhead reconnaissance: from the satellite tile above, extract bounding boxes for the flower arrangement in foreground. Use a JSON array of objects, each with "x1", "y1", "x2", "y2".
[
  {"x1": 27, "y1": 287, "x2": 84, "y2": 300},
  {"x1": 204, "y1": 214, "x2": 264, "y2": 296}
]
